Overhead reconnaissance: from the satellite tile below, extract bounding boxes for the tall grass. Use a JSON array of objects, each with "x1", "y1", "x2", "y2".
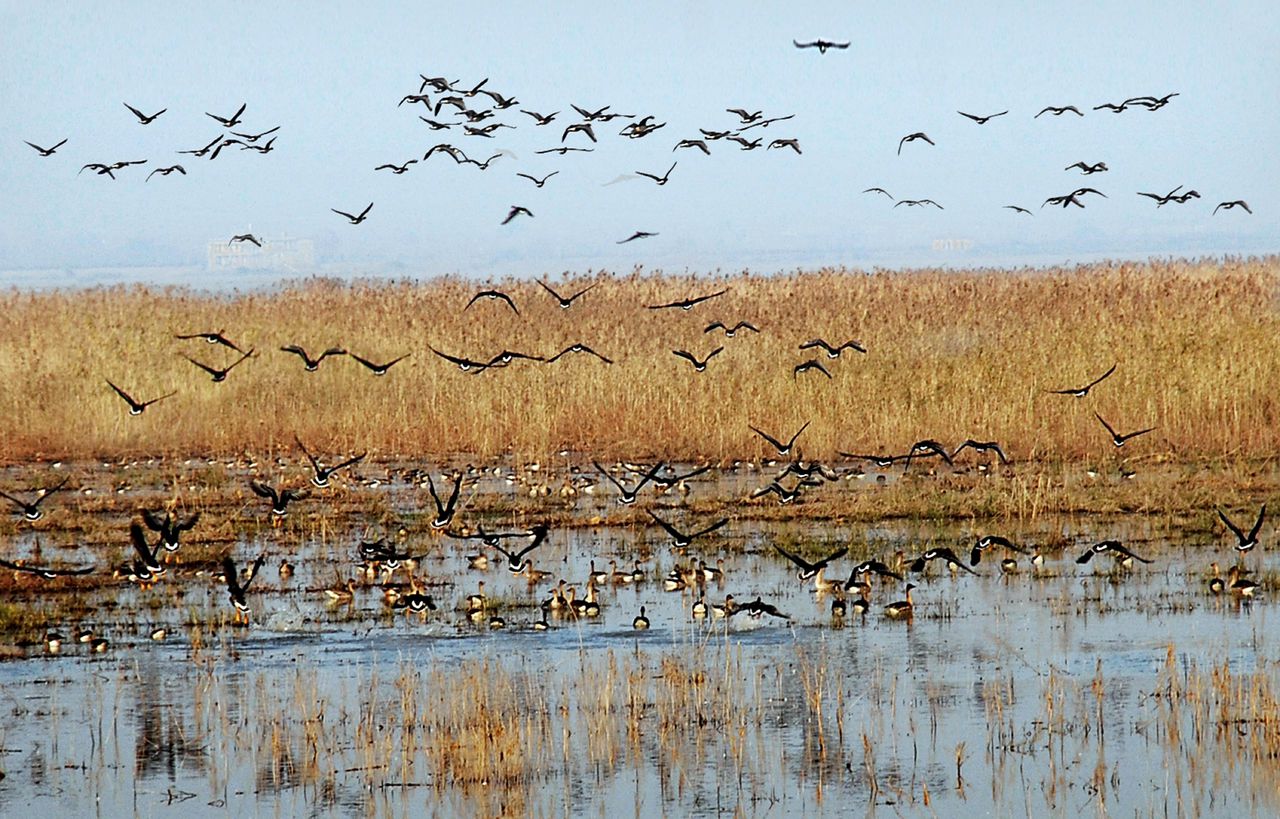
[{"x1": 1, "y1": 256, "x2": 1277, "y2": 461}]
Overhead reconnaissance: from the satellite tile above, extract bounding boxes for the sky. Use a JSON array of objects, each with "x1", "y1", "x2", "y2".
[{"x1": 1, "y1": 1, "x2": 1277, "y2": 283}]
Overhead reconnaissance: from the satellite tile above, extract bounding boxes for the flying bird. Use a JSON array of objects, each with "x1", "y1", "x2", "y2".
[
  {"x1": 517, "y1": 171, "x2": 559, "y2": 187},
  {"x1": 183, "y1": 349, "x2": 255, "y2": 382},
  {"x1": 952, "y1": 440, "x2": 1010, "y2": 463},
  {"x1": 775, "y1": 544, "x2": 847, "y2": 581},
  {"x1": 375, "y1": 161, "x2": 417, "y2": 174},
  {"x1": 897, "y1": 132, "x2": 934, "y2": 155},
  {"x1": 562, "y1": 122, "x2": 597, "y2": 143},
  {"x1": 0, "y1": 476, "x2": 70, "y2": 521},
  {"x1": 521, "y1": 109, "x2": 559, "y2": 125},
  {"x1": 636, "y1": 162, "x2": 677, "y2": 185},
  {"x1": 296, "y1": 437, "x2": 366, "y2": 488},
  {"x1": 206, "y1": 103, "x2": 247, "y2": 127},
  {"x1": 1094, "y1": 412, "x2": 1155, "y2": 447},
  {"x1": 230, "y1": 126, "x2": 280, "y2": 142},
  {"x1": 222, "y1": 553, "x2": 267, "y2": 623},
  {"x1": 249, "y1": 480, "x2": 308, "y2": 516},
  {"x1": 145, "y1": 165, "x2": 186, "y2": 181},
  {"x1": 894, "y1": 199, "x2": 944, "y2": 209},
  {"x1": 704, "y1": 320, "x2": 759, "y2": 337},
  {"x1": 535, "y1": 147, "x2": 593, "y2": 155},
  {"x1": 1035, "y1": 105, "x2": 1083, "y2": 118},
  {"x1": 229, "y1": 234, "x2": 262, "y2": 247},
  {"x1": 106, "y1": 380, "x2": 175, "y2": 415},
  {"x1": 426, "y1": 472, "x2": 464, "y2": 529},
  {"x1": 501, "y1": 205, "x2": 533, "y2": 224},
  {"x1": 176, "y1": 330, "x2": 242, "y2": 351},
  {"x1": 491, "y1": 525, "x2": 549, "y2": 573},
  {"x1": 536, "y1": 279, "x2": 595, "y2": 307},
  {"x1": 1004, "y1": 205, "x2": 1033, "y2": 215},
  {"x1": 1066, "y1": 161, "x2": 1108, "y2": 175},
  {"x1": 646, "y1": 288, "x2": 728, "y2": 310},
  {"x1": 748, "y1": 421, "x2": 811, "y2": 456},
  {"x1": 957, "y1": 110, "x2": 1008, "y2": 124},
  {"x1": 24, "y1": 138, "x2": 67, "y2": 156},
  {"x1": 767, "y1": 138, "x2": 801, "y2": 154},
  {"x1": 910, "y1": 547, "x2": 976, "y2": 574},
  {"x1": 123, "y1": 102, "x2": 166, "y2": 124},
  {"x1": 1214, "y1": 200, "x2": 1252, "y2": 214},
  {"x1": 1047, "y1": 364, "x2": 1116, "y2": 397},
  {"x1": 141, "y1": 509, "x2": 200, "y2": 553},
  {"x1": 545, "y1": 343, "x2": 613, "y2": 364},
  {"x1": 349, "y1": 353, "x2": 409, "y2": 375},
  {"x1": 0, "y1": 558, "x2": 93, "y2": 579},
  {"x1": 280, "y1": 345, "x2": 346, "y2": 371},
  {"x1": 1076, "y1": 540, "x2": 1151, "y2": 565},
  {"x1": 1218, "y1": 505, "x2": 1266, "y2": 553},
  {"x1": 466, "y1": 289, "x2": 519, "y2": 313},
  {"x1": 429, "y1": 346, "x2": 493, "y2": 373},
  {"x1": 792, "y1": 39, "x2": 850, "y2": 53},
  {"x1": 800, "y1": 338, "x2": 865, "y2": 358},
  {"x1": 726, "y1": 108, "x2": 764, "y2": 124},
  {"x1": 331, "y1": 203, "x2": 373, "y2": 225},
  {"x1": 674, "y1": 139, "x2": 710, "y2": 155},
  {"x1": 863, "y1": 187, "x2": 894, "y2": 200},
  {"x1": 793, "y1": 360, "x2": 833, "y2": 379},
  {"x1": 969, "y1": 535, "x2": 1027, "y2": 567},
  {"x1": 673, "y1": 347, "x2": 724, "y2": 372},
  {"x1": 593, "y1": 461, "x2": 665, "y2": 505},
  {"x1": 617, "y1": 231, "x2": 658, "y2": 244},
  {"x1": 647, "y1": 511, "x2": 729, "y2": 550}
]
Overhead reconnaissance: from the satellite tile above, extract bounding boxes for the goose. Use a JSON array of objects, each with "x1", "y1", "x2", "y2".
[
  {"x1": 768, "y1": 138, "x2": 801, "y2": 154},
  {"x1": 501, "y1": 205, "x2": 533, "y2": 225},
  {"x1": 491, "y1": 524, "x2": 549, "y2": 573},
  {"x1": 183, "y1": 349, "x2": 254, "y2": 382},
  {"x1": 704, "y1": 320, "x2": 759, "y2": 337},
  {"x1": 124, "y1": 102, "x2": 166, "y2": 124},
  {"x1": 375, "y1": 160, "x2": 417, "y2": 174},
  {"x1": 0, "y1": 476, "x2": 70, "y2": 521},
  {"x1": 536, "y1": 279, "x2": 594, "y2": 307},
  {"x1": 230, "y1": 126, "x2": 280, "y2": 142},
  {"x1": 748, "y1": 421, "x2": 810, "y2": 456},
  {"x1": 636, "y1": 161, "x2": 676, "y2": 185},
  {"x1": 229, "y1": 233, "x2": 262, "y2": 247},
  {"x1": 1065, "y1": 161, "x2": 1108, "y2": 175},
  {"x1": 957, "y1": 110, "x2": 1008, "y2": 124},
  {"x1": 647, "y1": 511, "x2": 729, "y2": 549},
  {"x1": 863, "y1": 187, "x2": 894, "y2": 199},
  {"x1": 349, "y1": 352, "x2": 409, "y2": 375},
  {"x1": 249, "y1": 480, "x2": 308, "y2": 516},
  {"x1": 176, "y1": 330, "x2": 243, "y2": 351},
  {"x1": 1213, "y1": 200, "x2": 1252, "y2": 214},
  {"x1": 546, "y1": 344, "x2": 613, "y2": 364},
  {"x1": 674, "y1": 139, "x2": 711, "y2": 155},
  {"x1": 728, "y1": 596, "x2": 790, "y2": 620},
  {"x1": 331, "y1": 203, "x2": 373, "y2": 225},
  {"x1": 205, "y1": 103, "x2": 246, "y2": 127},
  {"x1": 884, "y1": 584, "x2": 916, "y2": 619},
  {"x1": 593, "y1": 461, "x2": 665, "y2": 505},
  {"x1": 792, "y1": 39, "x2": 850, "y2": 53},
  {"x1": 222, "y1": 553, "x2": 267, "y2": 624},
  {"x1": 0, "y1": 558, "x2": 93, "y2": 579},
  {"x1": 1228, "y1": 566, "x2": 1259, "y2": 597},
  {"x1": 106, "y1": 380, "x2": 175, "y2": 415},
  {"x1": 793, "y1": 360, "x2": 833, "y2": 379},
  {"x1": 145, "y1": 165, "x2": 186, "y2": 181},
  {"x1": 1035, "y1": 105, "x2": 1083, "y2": 117},
  {"x1": 969, "y1": 535, "x2": 1027, "y2": 567},
  {"x1": 894, "y1": 199, "x2": 944, "y2": 209},
  {"x1": 280, "y1": 344, "x2": 346, "y2": 371},
  {"x1": 632, "y1": 606, "x2": 651, "y2": 629},
  {"x1": 1047, "y1": 363, "x2": 1116, "y2": 397},
  {"x1": 774, "y1": 544, "x2": 847, "y2": 581},
  {"x1": 897, "y1": 132, "x2": 934, "y2": 155},
  {"x1": 1003, "y1": 205, "x2": 1033, "y2": 215},
  {"x1": 952, "y1": 440, "x2": 1010, "y2": 464},
  {"x1": 296, "y1": 437, "x2": 366, "y2": 488},
  {"x1": 673, "y1": 347, "x2": 723, "y2": 371},
  {"x1": 800, "y1": 338, "x2": 865, "y2": 358},
  {"x1": 1217, "y1": 505, "x2": 1265, "y2": 553},
  {"x1": 1094, "y1": 413, "x2": 1155, "y2": 447},
  {"x1": 646, "y1": 288, "x2": 728, "y2": 310},
  {"x1": 617, "y1": 231, "x2": 659, "y2": 244},
  {"x1": 129, "y1": 521, "x2": 165, "y2": 577},
  {"x1": 521, "y1": 109, "x2": 558, "y2": 125},
  {"x1": 24, "y1": 138, "x2": 67, "y2": 156},
  {"x1": 910, "y1": 547, "x2": 976, "y2": 574},
  {"x1": 517, "y1": 171, "x2": 559, "y2": 187},
  {"x1": 141, "y1": 508, "x2": 200, "y2": 553},
  {"x1": 1075, "y1": 540, "x2": 1151, "y2": 565},
  {"x1": 426, "y1": 472, "x2": 464, "y2": 529}
]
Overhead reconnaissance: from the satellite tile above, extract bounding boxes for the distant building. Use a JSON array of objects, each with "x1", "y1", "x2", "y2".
[{"x1": 206, "y1": 236, "x2": 315, "y2": 272}]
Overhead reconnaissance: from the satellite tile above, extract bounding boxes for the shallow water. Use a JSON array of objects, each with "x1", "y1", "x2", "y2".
[{"x1": 0, "y1": 465, "x2": 1277, "y2": 816}]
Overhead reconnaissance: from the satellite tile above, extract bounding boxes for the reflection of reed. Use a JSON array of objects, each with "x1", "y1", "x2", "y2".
[{"x1": 133, "y1": 670, "x2": 207, "y2": 782}]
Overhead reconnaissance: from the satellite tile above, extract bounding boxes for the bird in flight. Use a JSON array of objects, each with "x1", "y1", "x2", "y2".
[
  {"x1": 1076, "y1": 540, "x2": 1151, "y2": 565},
  {"x1": 792, "y1": 38, "x2": 850, "y2": 53},
  {"x1": 726, "y1": 108, "x2": 764, "y2": 124},
  {"x1": 106, "y1": 380, "x2": 175, "y2": 415},
  {"x1": 280, "y1": 345, "x2": 346, "y2": 371},
  {"x1": 1094, "y1": 412, "x2": 1155, "y2": 447},
  {"x1": 183, "y1": 349, "x2": 255, "y2": 382},
  {"x1": 768, "y1": 138, "x2": 801, "y2": 154},
  {"x1": 331, "y1": 203, "x2": 373, "y2": 225},
  {"x1": 145, "y1": 165, "x2": 186, "y2": 181},
  {"x1": 521, "y1": 109, "x2": 558, "y2": 125},
  {"x1": 176, "y1": 330, "x2": 242, "y2": 352},
  {"x1": 501, "y1": 205, "x2": 533, "y2": 225},
  {"x1": 536, "y1": 279, "x2": 595, "y2": 307},
  {"x1": 775, "y1": 544, "x2": 847, "y2": 581},
  {"x1": 1065, "y1": 161, "x2": 1108, "y2": 175},
  {"x1": 793, "y1": 359, "x2": 833, "y2": 379},
  {"x1": 222, "y1": 553, "x2": 267, "y2": 624},
  {"x1": 466, "y1": 289, "x2": 519, "y2": 314},
  {"x1": 968, "y1": 535, "x2": 1027, "y2": 567},
  {"x1": 230, "y1": 126, "x2": 280, "y2": 142},
  {"x1": 517, "y1": 171, "x2": 559, "y2": 187},
  {"x1": 1217, "y1": 505, "x2": 1265, "y2": 553},
  {"x1": 648, "y1": 511, "x2": 729, "y2": 550},
  {"x1": 375, "y1": 160, "x2": 417, "y2": 174},
  {"x1": 594, "y1": 461, "x2": 665, "y2": 505},
  {"x1": 229, "y1": 234, "x2": 262, "y2": 247},
  {"x1": 800, "y1": 338, "x2": 865, "y2": 358},
  {"x1": 957, "y1": 110, "x2": 1008, "y2": 124},
  {"x1": 897, "y1": 132, "x2": 934, "y2": 155},
  {"x1": 562, "y1": 122, "x2": 597, "y2": 143},
  {"x1": 636, "y1": 162, "x2": 677, "y2": 185},
  {"x1": 535, "y1": 146, "x2": 593, "y2": 156},
  {"x1": 910, "y1": 547, "x2": 977, "y2": 575},
  {"x1": 863, "y1": 187, "x2": 894, "y2": 200},
  {"x1": 1003, "y1": 205, "x2": 1033, "y2": 215},
  {"x1": 24, "y1": 138, "x2": 67, "y2": 156},
  {"x1": 704, "y1": 320, "x2": 759, "y2": 337},
  {"x1": 0, "y1": 557, "x2": 93, "y2": 579},
  {"x1": 492, "y1": 525, "x2": 549, "y2": 573},
  {"x1": 674, "y1": 139, "x2": 710, "y2": 155},
  {"x1": 1035, "y1": 105, "x2": 1083, "y2": 117},
  {"x1": 426, "y1": 472, "x2": 464, "y2": 529},
  {"x1": 1214, "y1": 200, "x2": 1252, "y2": 214},
  {"x1": 206, "y1": 103, "x2": 247, "y2": 127},
  {"x1": 124, "y1": 102, "x2": 166, "y2": 124},
  {"x1": 350, "y1": 353, "x2": 409, "y2": 375},
  {"x1": 0, "y1": 476, "x2": 70, "y2": 521},
  {"x1": 952, "y1": 440, "x2": 1010, "y2": 464},
  {"x1": 1047, "y1": 363, "x2": 1116, "y2": 397},
  {"x1": 546, "y1": 344, "x2": 613, "y2": 364},
  {"x1": 617, "y1": 231, "x2": 658, "y2": 244},
  {"x1": 142, "y1": 509, "x2": 200, "y2": 553},
  {"x1": 296, "y1": 436, "x2": 366, "y2": 488},
  {"x1": 894, "y1": 199, "x2": 943, "y2": 209},
  {"x1": 748, "y1": 420, "x2": 810, "y2": 456},
  {"x1": 673, "y1": 347, "x2": 724, "y2": 372},
  {"x1": 429, "y1": 346, "x2": 492, "y2": 373},
  {"x1": 249, "y1": 480, "x2": 308, "y2": 516},
  {"x1": 646, "y1": 288, "x2": 728, "y2": 310}
]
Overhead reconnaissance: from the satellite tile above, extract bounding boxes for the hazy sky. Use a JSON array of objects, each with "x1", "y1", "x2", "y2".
[{"x1": 2, "y1": 1, "x2": 1277, "y2": 281}]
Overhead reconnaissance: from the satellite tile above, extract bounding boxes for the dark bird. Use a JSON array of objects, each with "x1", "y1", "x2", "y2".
[
  {"x1": 124, "y1": 102, "x2": 166, "y2": 124},
  {"x1": 793, "y1": 360, "x2": 833, "y2": 379},
  {"x1": 492, "y1": 525, "x2": 549, "y2": 573},
  {"x1": 674, "y1": 139, "x2": 710, "y2": 155},
  {"x1": 106, "y1": 380, "x2": 175, "y2": 415},
  {"x1": 230, "y1": 126, "x2": 280, "y2": 142},
  {"x1": 429, "y1": 346, "x2": 493, "y2": 373},
  {"x1": 648, "y1": 511, "x2": 729, "y2": 549},
  {"x1": 673, "y1": 347, "x2": 723, "y2": 372},
  {"x1": 767, "y1": 138, "x2": 801, "y2": 154},
  {"x1": 424, "y1": 143, "x2": 468, "y2": 163},
  {"x1": 1093, "y1": 102, "x2": 1129, "y2": 113},
  {"x1": 910, "y1": 547, "x2": 976, "y2": 574},
  {"x1": 206, "y1": 103, "x2": 247, "y2": 127},
  {"x1": 129, "y1": 521, "x2": 164, "y2": 576},
  {"x1": 748, "y1": 421, "x2": 810, "y2": 456},
  {"x1": 517, "y1": 171, "x2": 559, "y2": 187},
  {"x1": 1124, "y1": 93, "x2": 1179, "y2": 109},
  {"x1": 800, "y1": 338, "x2": 865, "y2": 358},
  {"x1": 845, "y1": 560, "x2": 904, "y2": 587},
  {"x1": 501, "y1": 205, "x2": 534, "y2": 224},
  {"x1": 562, "y1": 122, "x2": 597, "y2": 143},
  {"x1": 229, "y1": 233, "x2": 262, "y2": 247},
  {"x1": 1047, "y1": 363, "x2": 1116, "y2": 397},
  {"x1": 183, "y1": 349, "x2": 254, "y2": 382},
  {"x1": 24, "y1": 138, "x2": 67, "y2": 156},
  {"x1": 145, "y1": 165, "x2": 186, "y2": 181},
  {"x1": 838, "y1": 451, "x2": 909, "y2": 468},
  {"x1": 793, "y1": 38, "x2": 850, "y2": 53},
  {"x1": 296, "y1": 437, "x2": 366, "y2": 488},
  {"x1": 1035, "y1": 105, "x2": 1083, "y2": 118},
  {"x1": 0, "y1": 477, "x2": 70, "y2": 521},
  {"x1": 249, "y1": 480, "x2": 308, "y2": 516},
  {"x1": 775, "y1": 544, "x2": 847, "y2": 581},
  {"x1": 485, "y1": 349, "x2": 545, "y2": 368},
  {"x1": 280, "y1": 344, "x2": 346, "y2": 371},
  {"x1": 750, "y1": 480, "x2": 804, "y2": 504},
  {"x1": 894, "y1": 199, "x2": 944, "y2": 209},
  {"x1": 646, "y1": 288, "x2": 728, "y2": 310},
  {"x1": 546, "y1": 343, "x2": 613, "y2": 365},
  {"x1": 350, "y1": 352, "x2": 409, "y2": 375},
  {"x1": 1094, "y1": 412, "x2": 1155, "y2": 447},
  {"x1": 418, "y1": 117, "x2": 453, "y2": 130},
  {"x1": 1214, "y1": 200, "x2": 1252, "y2": 214},
  {"x1": 1066, "y1": 161, "x2": 1108, "y2": 175},
  {"x1": 426, "y1": 472, "x2": 464, "y2": 529},
  {"x1": 700, "y1": 128, "x2": 733, "y2": 140},
  {"x1": 399, "y1": 93, "x2": 433, "y2": 107},
  {"x1": 1003, "y1": 205, "x2": 1033, "y2": 215},
  {"x1": 704, "y1": 320, "x2": 759, "y2": 337},
  {"x1": 617, "y1": 231, "x2": 658, "y2": 244},
  {"x1": 222, "y1": 553, "x2": 267, "y2": 622},
  {"x1": 142, "y1": 509, "x2": 200, "y2": 553},
  {"x1": 969, "y1": 535, "x2": 1027, "y2": 567},
  {"x1": 636, "y1": 161, "x2": 677, "y2": 185},
  {"x1": 863, "y1": 187, "x2": 894, "y2": 199},
  {"x1": 1217, "y1": 505, "x2": 1265, "y2": 553},
  {"x1": 178, "y1": 134, "x2": 225, "y2": 157},
  {"x1": 957, "y1": 110, "x2": 1008, "y2": 124},
  {"x1": 897, "y1": 132, "x2": 934, "y2": 155},
  {"x1": 727, "y1": 596, "x2": 790, "y2": 620},
  {"x1": 1076, "y1": 540, "x2": 1151, "y2": 565},
  {"x1": 521, "y1": 109, "x2": 559, "y2": 125},
  {"x1": 177, "y1": 330, "x2": 242, "y2": 352},
  {"x1": 952, "y1": 440, "x2": 1010, "y2": 464},
  {"x1": 0, "y1": 557, "x2": 93, "y2": 579},
  {"x1": 466, "y1": 289, "x2": 519, "y2": 313},
  {"x1": 906, "y1": 439, "x2": 953, "y2": 466},
  {"x1": 535, "y1": 146, "x2": 593, "y2": 155},
  {"x1": 331, "y1": 203, "x2": 373, "y2": 225},
  {"x1": 536, "y1": 279, "x2": 595, "y2": 307},
  {"x1": 1136, "y1": 185, "x2": 1186, "y2": 206},
  {"x1": 726, "y1": 108, "x2": 764, "y2": 124},
  {"x1": 593, "y1": 461, "x2": 665, "y2": 505},
  {"x1": 78, "y1": 162, "x2": 117, "y2": 178},
  {"x1": 376, "y1": 161, "x2": 417, "y2": 174}
]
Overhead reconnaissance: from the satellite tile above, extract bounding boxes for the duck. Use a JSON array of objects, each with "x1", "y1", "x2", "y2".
[
  {"x1": 884, "y1": 584, "x2": 916, "y2": 620},
  {"x1": 633, "y1": 606, "x2": 651, "y2": 630},
  {"x1": 1207, "y1": 562, "x2": 1226, "y2": 595}
]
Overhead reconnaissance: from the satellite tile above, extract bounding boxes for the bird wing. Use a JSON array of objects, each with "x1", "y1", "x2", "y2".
[
  {"x1": 249, "y1": 480, "x2": 278, "y2": 503},
  {"x1": 1084, "y1": 364, "x2": 1117, "y2": 390},
  {"x1": 748, "y1": 425, "x2": 787, "y2": 451},
  {"x1": 1218, "y1": 508, "x2": 1247, "y2": 541},
  {"x1": 1249, "y1": 504, "x2": 1267, "y2": 541},
  {"x1": 692, "y1": 518, "x2": 730, "y2": 539},
  {"x1": 1094, "y1": 412, "x2": 1119, "y2": 438},
  {"x1": 774, "y1": 544, "x2": 816, "y2": 573}
]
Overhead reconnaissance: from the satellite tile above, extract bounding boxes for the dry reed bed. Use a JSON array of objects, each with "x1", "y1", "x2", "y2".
[{"x1": 1, "y1": 256, "x2": 1277, "y2": 462}]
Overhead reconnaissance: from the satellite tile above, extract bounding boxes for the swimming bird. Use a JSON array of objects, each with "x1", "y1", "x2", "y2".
[
  {"x1": 296, "y1": 437, "x2": 366, "y2": 488},
  {"x1": 647, "y1": 511, "x2": 729, "y2": 550},
  {"x1": 768, "y1": 138, "x2": 801, "y2": 154},
  {"x1": 800, "y1": 338, "x2": 866, "y2": 358},
  {"x1": 793, "y1": 359, "x2": 833, "y2": 379},
  {"x1": 492, "y1": 524, "x2": 548, "y2": 573},
  {"x1": 617, "y1": 231, "x2": 659, "y2": 244},
  {"x1": 1048, "y1": 364, "x2": 1116, "y2": 397},
  {"x1": 536, "y1": 279, "x2": 595, "y2": 307},
  {"x1": 24, "y1": 138, "x2": 67, "y2": 156},
  {"x1": 349, "y1": 353, "x2": 409, "y2": 375},
  {"x1": 952, "y1": 440, "x2": 1010, "y2": 464},
  {"x1": 1218, "y1": 505, "x2": 1265, "y2": 553},
  {"x1": 331, "y1": 203, "x2": 373, "y2": 225},
  {"x1": 0, "y1": 477, "x2": 70, "y2": 522},
  {"x1": 145, "y1": 165, "x2": 186, "y2": 181},
  {"x1": 501, "y1": 205, "x2": 534, "y2": 224},
  {"x1": 124, "y1": 102, "x2": 166, "y2": 124},
  {"x1": 1076, "y1": 540, "x2": 1151, "y2": 565},
  {"x1": 704, "y1": 320, "x2": 759, "y2": 337},
  {"x1": 1003, "y1": 205, "x2": 1033, "y2": 215},
  {"x1": 0, "y1": 558, "x2": 93, "y2": 579},
  {"x1": 1035, "y1": 105, "x2": 1083, "y2": 117},
  {"x1": 594, "y1": 460, "x2": 665, "y2": 505},
  {"x1": 427, "y1": 472, "x2": 464, "y2": 529},
  {"x1": 1066, "y1": 161, "x2": 1108, "y2": 175},
  {"x1": 280, "y1": 344, "x2": 346, "y2": 371},
  {"x1": 183, "y1": 349, "x2": 255, "y2": 382},
  {"x1": 517, "y1": 171, "x2": 559, "y2": 187},
  {"x1": 632, "y1": 606, "x2": 651, "y2": 629},
  {"x1": 673, "y1": 347, "x2": 723, "y2": 371},
  {"x1": 106, "y1": 380, "x2": 174, "y2": 415},
  {"x1": 910, "y1": 548, "x2": 976, "y2": 574},
  {"x1": 1228, "y1": 566, "x2": 1259, "y2": 597},
  {"x1": 793, "y1": 38, "x2": 850, "y2": 53},
  {"x1": 775, "y1": 544, "x2": 847, "y2": 581},
  {"x1": 1213, "y1": 200, "x2": 1252, "y2": 214},
  {"x1": 748, "y1": 421, "x2": 810, "y2": 456},
  {"x1": 546, "y1": 344, "x2": 613, "y2": 364},
  {"x1": 636, "y1": 161, "x2": 677, "y2": 185},
  {"x1": 229, "y1": 233, "x2": 262, "y2": 247},
  {"x1": 222, "y1": 553, "x2": 267, "y2": 624},
  {"x1": 969, "y1": 535, "x2": 1027, "y2": 566},
  {"x1": 897, "y1": 132, "x2": 934, "y2": 155},
  {"x1": 375, "y1": 160, "x2": 417, "y2": 174},
  {"x1": 884, "y1": 584, "x2": 916, "y2": 619},
  {"x1": 177, "y1": 330, "x2": 243, "y2": 351},
  {"x1": 1094, "y1": 413, "x2": 1155, "y2": 447},
  {"x1": 206, "y1": 103, "x2": 247, "y2": 127},
  {"x1": 957, "y1": 110, "x2": 1008, "y2": 124},
  {"x1": 249, "y1": 480, "x2": 308, "y2": 516},
  {"x1": 647, "y1": 289, "x2": 729, "y2": 311}
]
